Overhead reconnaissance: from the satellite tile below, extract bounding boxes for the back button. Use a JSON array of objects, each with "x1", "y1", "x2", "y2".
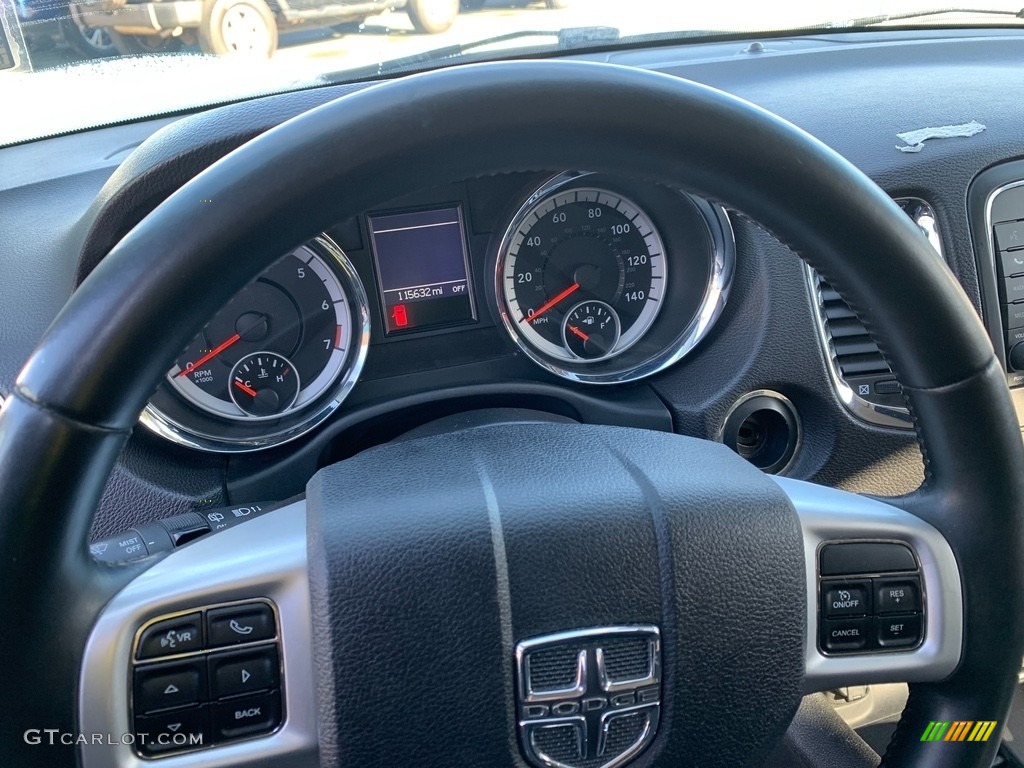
[{"x1": 212, "y1": 691, "x2": 282, "y2": 741}]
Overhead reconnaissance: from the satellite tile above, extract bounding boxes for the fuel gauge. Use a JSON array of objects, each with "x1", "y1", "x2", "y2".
[
  {"x1": 562, "y1": 300, "x2": 621, "y2": 361},
  {"x1": 228, "y1": 352, "x2": 300, "y2": 418}
]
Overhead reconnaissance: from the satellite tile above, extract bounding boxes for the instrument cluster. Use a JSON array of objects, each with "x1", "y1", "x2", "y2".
[{"x1": 143, "y1": 171, "x2": 736, "y2": 452}]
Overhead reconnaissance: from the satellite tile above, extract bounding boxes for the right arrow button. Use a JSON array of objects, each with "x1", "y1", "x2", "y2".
[{"x1": 210, "y1": 647, "x2": 279, "y2": 700}]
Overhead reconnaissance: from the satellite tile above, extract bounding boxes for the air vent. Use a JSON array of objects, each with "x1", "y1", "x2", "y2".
[{"x1": 808, "y1": 198, "x2": 942, "y2": 428}]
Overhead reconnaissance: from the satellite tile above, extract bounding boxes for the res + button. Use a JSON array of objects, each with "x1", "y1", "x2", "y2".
[{"x1": 874, "y1": 579, "x2": 921, "y2": 614}]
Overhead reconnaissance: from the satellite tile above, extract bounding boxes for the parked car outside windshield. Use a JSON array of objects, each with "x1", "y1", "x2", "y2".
[{"x1": 2, "y1": 0, "x2": 1024, "y2": 145}]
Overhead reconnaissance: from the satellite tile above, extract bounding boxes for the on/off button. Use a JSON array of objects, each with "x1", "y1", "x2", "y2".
[{"x1": 822, "y1": 582, "x2": 869, "y2": 618}]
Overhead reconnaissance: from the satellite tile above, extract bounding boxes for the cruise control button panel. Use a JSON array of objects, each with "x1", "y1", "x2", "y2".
[
  {"x1": 131, "y1": 600, "x2": 283, "y2": 758},
  {"x1": 818, "y1": 542, "x2": 924, "y2": 655}
]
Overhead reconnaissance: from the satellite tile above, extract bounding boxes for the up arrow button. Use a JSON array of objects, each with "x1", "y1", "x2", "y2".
[{"x1": 134, "y1": 663, "x2": 203, "y2": 714}]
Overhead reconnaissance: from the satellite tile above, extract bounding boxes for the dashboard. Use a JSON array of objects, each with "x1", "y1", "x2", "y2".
[{"x1": 4, "y1": 27, "x2": 1024, "y2": 543}]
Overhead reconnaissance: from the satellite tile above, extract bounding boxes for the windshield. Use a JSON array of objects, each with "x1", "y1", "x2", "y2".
[{"x1": 2, "y1": 0, "x2": 1022, "y2": 144}]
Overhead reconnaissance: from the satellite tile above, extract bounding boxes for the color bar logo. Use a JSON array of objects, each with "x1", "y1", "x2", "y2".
[{"x1": 920, "y1": 721, "x2": 998, "y2": 742}]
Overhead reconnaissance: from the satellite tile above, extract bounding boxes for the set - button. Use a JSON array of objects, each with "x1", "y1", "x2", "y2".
[
  {"x1": 131, "y1": 601, "x2": 283, "y2": 758},
  {"x1": 878, "y1": 614, "x2": 922, "y2": 648}
]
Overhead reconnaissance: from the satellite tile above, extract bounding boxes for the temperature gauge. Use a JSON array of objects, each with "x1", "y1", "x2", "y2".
[
  {"x1": 228, "y1": 352, "x2": 300, "y2": 418},
  {"x1": 562, "y1": 300, "x2": 621, "y2": 361}
]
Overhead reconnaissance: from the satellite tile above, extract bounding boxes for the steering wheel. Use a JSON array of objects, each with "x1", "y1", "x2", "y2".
[{"x1": 1, "y1": 60, "x2": 1022, "y2": 768}]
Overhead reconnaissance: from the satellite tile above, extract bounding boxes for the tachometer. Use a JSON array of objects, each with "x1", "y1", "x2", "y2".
[
  {"x1": 141, "y1": 235, "x2": 370, "y2": 452},
  {"x1": 500, "y1": 186, "x2": 665, "y2": 362}
]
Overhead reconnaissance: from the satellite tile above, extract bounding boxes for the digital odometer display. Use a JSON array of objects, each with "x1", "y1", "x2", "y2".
[{"x1": 368, "y1": 206, "x2": 476, "y2": 334}]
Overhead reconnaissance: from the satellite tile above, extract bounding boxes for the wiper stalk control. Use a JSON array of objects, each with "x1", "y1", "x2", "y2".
[{"x1": 89, "y1": 499, "x2": 290, "y2": 564}]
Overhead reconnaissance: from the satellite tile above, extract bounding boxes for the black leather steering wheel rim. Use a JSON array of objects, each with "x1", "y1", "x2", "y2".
[{"x1": 1, "y1": 60, "x2": 1022, "y2": 767}]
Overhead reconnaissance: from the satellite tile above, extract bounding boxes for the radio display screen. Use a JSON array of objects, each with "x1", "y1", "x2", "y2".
[{"x1": 368, "y1": 206, "x2": 476, "y2": 335}]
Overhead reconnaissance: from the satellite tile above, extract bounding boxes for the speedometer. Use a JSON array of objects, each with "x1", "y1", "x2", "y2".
[
  {"x1": 495, "y1": 172, "x2": 736, "y2": 384},
  {"x1": 501, "y1": 186, "x2": 666, "y2": 362}
]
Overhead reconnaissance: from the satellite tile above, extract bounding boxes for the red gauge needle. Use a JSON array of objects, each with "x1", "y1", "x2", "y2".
[
  {"x1": 233, "y1": 379, "x2": 258, "y2": 397},
  {"x1": 177, "y1": 333, "x2": 241, "y2": 377},
  {"x1": 522, "y1": 282, "x2": 580, "y2": 324},
  {"x1": 568, "y1": 324, "x2": 590, "y2": 342}
]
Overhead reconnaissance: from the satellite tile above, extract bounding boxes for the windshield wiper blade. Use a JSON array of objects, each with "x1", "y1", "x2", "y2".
[
  {"x1": 822, "y1": 6, "x2": 1024, "y2": 28},
  {"x1": 335, "y1": 26, "x2": 621, "y2": 80}
]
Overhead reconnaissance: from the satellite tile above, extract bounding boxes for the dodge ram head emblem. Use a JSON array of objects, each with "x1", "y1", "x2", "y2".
[{"x1": 515, "y1": 626, "x2": 661, "y2": 768}]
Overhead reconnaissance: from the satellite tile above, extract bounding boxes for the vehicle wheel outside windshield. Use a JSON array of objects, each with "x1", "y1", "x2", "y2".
[
  {"x1": 61, "y1": 9, "x2": 117, "y2": 57},
  {"x1": 407, "y1": 0, "x2": 459, "y2": 33},
  {"x1": 199, "y1": 0, "x2": 278, "y2": 56}
]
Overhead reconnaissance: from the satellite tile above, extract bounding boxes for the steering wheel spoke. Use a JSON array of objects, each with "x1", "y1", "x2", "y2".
[
  {"x1": 78, "y1": 500, "x2": 316, "y2": 767},
  {"x1": 774, "y1": 477, "x2": 963, "y2": 694}
]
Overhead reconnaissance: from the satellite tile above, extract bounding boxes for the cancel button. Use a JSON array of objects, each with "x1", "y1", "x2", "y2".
[
  {"x1": 822, "y1": 581, "x2": 869, "y2": 618},
  {"x1": 822, "y1": 617, "x2": 869, "y2": 653}
]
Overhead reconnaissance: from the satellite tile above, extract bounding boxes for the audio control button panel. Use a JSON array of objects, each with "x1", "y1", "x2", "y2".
[
  {"x1": 130, "y1": 599, "x2": 283, "y2": 758},
  {"x1": 818, "y1": 542, "x2": 925, "y2": 656}
]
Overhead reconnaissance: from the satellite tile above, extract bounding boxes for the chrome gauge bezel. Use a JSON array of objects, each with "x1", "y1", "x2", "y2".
[
  {"x1": 494, "y1": 171, "x2": 735, "y2": 384},
  {"x1": 140, "y1": 235, "x2": 371, "y2": 453}
]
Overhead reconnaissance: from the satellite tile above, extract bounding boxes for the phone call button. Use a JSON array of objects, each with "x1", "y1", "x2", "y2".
[{"x1": 208, "y1": 603, "x2": 276, "y2": 647}]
